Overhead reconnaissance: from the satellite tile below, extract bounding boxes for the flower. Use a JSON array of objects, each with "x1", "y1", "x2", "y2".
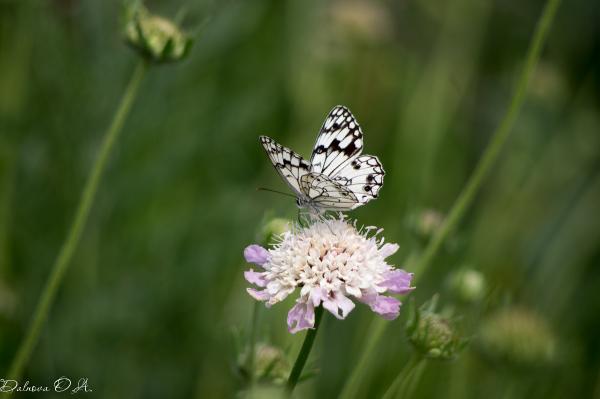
[
  {"x1": 243, "y1": 216, "x2": 414, "y2": 333},
  {"x1": 478, "y1": 307, "x2": 556, "y2": 368},
  {"x1": 328, "y1": 0, "x2": 393, "y2": 43},
  {"x1": 406, "y1": 208, "x2": 444, "y2": 241},
  {"x1": 124, "y1": 3, "x2": 192, "y2": 63},
  {"x1": 406, "y1": 296, "x2": 467, "y2": 360},
  {"x1": 237, "y1": 342, "x2": 291, "y2": 385},
  {"x1": 0, "y1": 279, "x2": 16, "y2": 317},
  {"x1": 258, "y1": 218, "x2": 290, "y2": 245},
  {"x1": 447, "y1": 267, "x2": 486, "y2": 304}
]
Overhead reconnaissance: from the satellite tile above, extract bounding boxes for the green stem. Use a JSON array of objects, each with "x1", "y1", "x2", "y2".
[
  {"x1": 286, "y1": 306, "x2": 324, "y2": 394},
  {"x1": 337, "y1": 0, "x2": 562, "y2": 396},
  {"x1": 396, "y1": 357, "x2": 427, "y2": 399},
  {"x1": 338, "y1": 317, "x2": 387, "y2": 399},
  {"x1": 247, "y1": 301, "x2": 260, "y2": 383},
  {"x1": 501, "y1": 380, "x2": 518, "y2": 399},
  {"x1": 412, "y1": 0, "x2": 562, "y2": 282},
  {"x1": 6, "y1": 61, "x2": 147, "y2": 383},
  {"x1": 381, "y1": 355, "x2": 421, "y2": 399}
]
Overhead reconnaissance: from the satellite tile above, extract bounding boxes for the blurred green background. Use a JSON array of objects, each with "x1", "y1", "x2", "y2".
[{"x1": 1, "y1": 0, "x2": 600, "y2": 397}]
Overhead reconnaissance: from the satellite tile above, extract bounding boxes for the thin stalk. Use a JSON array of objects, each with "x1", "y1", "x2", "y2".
[
  {"x1": 337, "y1": 0, "x2": 562, "y2": 395},
  {"x1": 6, "y1": 61, "x2": 147, "y2": 384},
  {"x1": 247, "y1": 301, "x2": 261, "y2": 383},
  {"x1": 413, "y1": 0, "x2": 562, "y2": 281},
  {"x1": 338, "y1": 317, "x2": 387, "y2": 399},
  {"x1": 501, "y1": 380, "x2": 518, "y2": 399},
  {"x1": 396, "y1": 357, "x2": 427, "y2": 399},
  {"x1": 286, "y1": 306, "x2": 324, "y2": 394},
  {"x1": 381, "y1": 354, "x2": 421, "y2": 399}
]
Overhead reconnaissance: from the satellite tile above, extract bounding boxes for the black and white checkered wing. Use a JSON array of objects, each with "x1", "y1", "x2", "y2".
[
  {"x1": 260, "y1": 136, "x2": 310, "y2": 196},
  {"x1": 332, "y1": 155, "x2": 385, "y2": 206},
  {"x1": 300, "y1": 173, "x2": 359, "y2": 211},
  {"x1": 310, "y1": 105, "x2": 363, "y2": 177}
]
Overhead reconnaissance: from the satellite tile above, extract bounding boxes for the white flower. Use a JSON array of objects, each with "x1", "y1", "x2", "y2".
[{"x1": 244, "y1": 216, "x2": 414, "y2": 333}]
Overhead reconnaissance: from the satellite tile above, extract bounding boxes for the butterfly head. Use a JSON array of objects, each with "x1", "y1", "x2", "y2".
[
  {"x1": 296, "y1": 196, "x2": 328, "y2": 216},
  {"x1": 296, "y1": 197, "x2": 309, "y2": 209}
]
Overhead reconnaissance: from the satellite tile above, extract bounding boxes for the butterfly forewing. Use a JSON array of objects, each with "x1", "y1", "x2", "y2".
[
  {"x1": 259, "y1": 136, "x2": 310, "y2": 197},
  {"x1": 310, "y1": 106, "x2": 363, "y2": 177}
]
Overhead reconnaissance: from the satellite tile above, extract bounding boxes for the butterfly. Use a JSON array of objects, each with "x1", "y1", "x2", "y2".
[{"x1": 260, "y1": 105, "x2": 385, "y2": 212}]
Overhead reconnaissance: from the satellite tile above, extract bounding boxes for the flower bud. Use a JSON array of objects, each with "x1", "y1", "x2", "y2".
[
  {"x1": 0, "y1": 279, "x2": 16, "y2": 318},
  {"x1": 447, "y1": 268, "x2": 486, "y2": 304},
  {"x1": 478, "y1": 307, "x2": 556, "y2": 368},
  {"x1": 258, "y1": 218, "x2": 289, "y2": 245},
  {"x1": 243, "y1": 385, "x2": 286, "y2": 399},
  {"x1": 124, "y1": 3, "x2": 192, "y2": 63},
  {"x1": 238, "y1": 343, "x2": 290, "y2": 385},
  {"x1": 406, "y1": 208, "x2": 444, "y2": 242},
  {"x1": 406, "y1": 297, "x2": 467, "y2": 360}
]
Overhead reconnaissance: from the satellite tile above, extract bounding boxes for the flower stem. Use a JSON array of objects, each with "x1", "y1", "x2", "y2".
[
  {"x1": 286, "y1": 305, "x2": 324, "y2": 394},
  {"x1": 6, "y1": 61, "x2": 147, "y2": 384},
  {"x1": 381, "y1": 354, "x2": 421, "y2": 399},
  {"x1": 246, "y1": 301, "x2": 261, "y2": 383},
  {"x1": 337, "y1": 0, "x2": 562, "y2": 395},
  {"x1": 338, "y1": 317, "x2": 387, "y2": 399},
  {"x1": 395, "y1": 357, "x2": 427, "y2": 399},
  {"x1": 412, "y1": 0, "x2": 562, "y2": 282}
]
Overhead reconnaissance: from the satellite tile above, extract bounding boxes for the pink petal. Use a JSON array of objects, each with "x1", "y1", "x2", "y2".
[
  {"x1": 247, "y1": 288, "x2": 270, "y2": 302},
  {"x1": 380, "y1": 243, "x2": 399, "y2": 258},
  {"x1": 345, "y1": 285, "x2": 362, "y2": 298},
  {"x1": 309, "y1": 287, "x2": 326, "y2": 307},
  {"x1": 287, "y1": 302, "x2": 315, "y2": 334},
  {"x1": 368, "y1": 296, "x2": 402, "y2": 320},
  {"x1": 381, "y1": 270, "x2": 414, "y2": 294},
  {"x1": 244, "y1": 245, "x2": 270, "y2": 266},
  {"x1": 244, "y1": 269, "x2": 267, "y2": 287},
  {"x1": 322, "y1": 293, "x2": 356, "y2": 320}
]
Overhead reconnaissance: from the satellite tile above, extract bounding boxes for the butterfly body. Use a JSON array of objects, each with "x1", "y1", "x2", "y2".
[{"x1": 260, "y1": 105, "x2": 384, "y2": 213}]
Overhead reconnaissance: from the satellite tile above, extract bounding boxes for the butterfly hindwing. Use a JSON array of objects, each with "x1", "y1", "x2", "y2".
[
  {"x1": 333, "y1": 155, "x2": 385, "y2": 205},
  {"x1": 260, "y1": 136, "x2": 310, "y2": 197},
  {"x1": 310, "y1": 105, "x2": 363, "y2": 177},
  {"x1": 300, "y1": 173, "x2": 359, "y2": 210}
]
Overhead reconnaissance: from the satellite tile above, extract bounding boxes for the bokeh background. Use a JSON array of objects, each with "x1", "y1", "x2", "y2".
[{"x1": 1, "y1": 0, "x2": 600, "y2": 398}]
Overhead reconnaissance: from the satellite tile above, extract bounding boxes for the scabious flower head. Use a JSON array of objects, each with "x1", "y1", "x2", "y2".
[
  {"x1": 0, "y1": 279, "x2": 16, "y2": 317},
  {"x1": 406, "y1": 208, "x2": 444, "y2": 242},
  {"x1": 237, "y1": 343, "x2": 290, "y2": 385},
  {"x1": 258, "y1": 217, "x2": 290, "y2": 245},
  {"x1": 447, "y1": 267, "x2": 486, "y2": 304},
  {"x1": 243, "y1": 216, "x2": 414, "y2": 333},
  {"x1": 124, "y1": 3, "x2": 192, "y2": 63},
  {"x1": 478, "y1": 307, "x2": 556, "y2": 369},
  {"x1": 406, "y1": 296, "x2": 467, "y2": 360}
]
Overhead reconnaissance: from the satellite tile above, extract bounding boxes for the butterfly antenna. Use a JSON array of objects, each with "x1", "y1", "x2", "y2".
[{"x1": 257, "y1": 187, "x2": 297, "y2": 199}]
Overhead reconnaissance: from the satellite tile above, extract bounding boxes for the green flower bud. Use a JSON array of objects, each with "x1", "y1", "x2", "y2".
[
  {"x1": 259, "y1": 218, "x2": 290, "y2": 245},
  {"x1": 478, "y1": 307, "x2": 556, "y2": 369},
  {"x1": 124, "y1": 3, "x2": 192, "y2": 63},
  {"x1": 406, "y1": 208, "x2": 444, "y2": 242},
  {"x1": 406, "y1": 296, "x2": 467, "y2": 360},
  {"x1": 447, "y1": 268, "x2": 486, "y2": 304},
  {"x1": 242, "y1": 385, "x2": 286, "y2": 399},
  {"x1": 0, "y1": 279, "x2": 16, "y2": 318},
  {"x1": 238, "y1": 343, "x2": 291, "y2": 385}
]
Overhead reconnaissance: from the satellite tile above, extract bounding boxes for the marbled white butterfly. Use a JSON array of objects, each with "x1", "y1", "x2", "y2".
[{"x1": 260, "y1": 105, "x2": 384, "y2": 212}]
